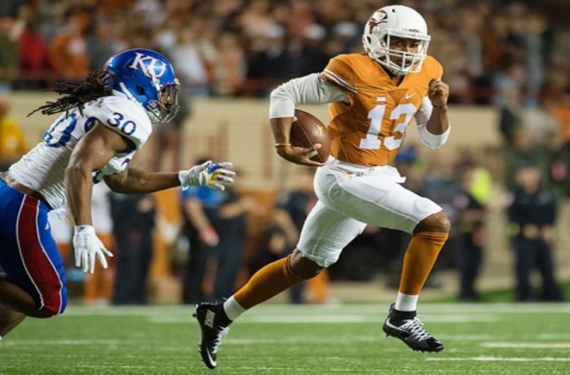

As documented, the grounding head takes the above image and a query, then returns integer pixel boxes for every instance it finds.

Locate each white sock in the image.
[0,334,3,341]
[223,296,246,321]
[395,292,419,312]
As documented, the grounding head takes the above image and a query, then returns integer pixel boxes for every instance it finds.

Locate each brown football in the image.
[290,109,331,163]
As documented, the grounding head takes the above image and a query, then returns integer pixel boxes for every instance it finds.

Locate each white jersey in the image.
[9,95,152,209]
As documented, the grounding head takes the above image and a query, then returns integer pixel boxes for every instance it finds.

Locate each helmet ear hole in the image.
[136,86,145,95]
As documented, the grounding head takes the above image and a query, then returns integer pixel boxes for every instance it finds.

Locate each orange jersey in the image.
[321,54,443,166]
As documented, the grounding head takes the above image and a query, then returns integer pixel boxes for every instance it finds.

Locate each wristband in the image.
[275,143,292,148]
[432,103,447,108]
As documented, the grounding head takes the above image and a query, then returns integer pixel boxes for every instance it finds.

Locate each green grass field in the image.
[1,303,569,375]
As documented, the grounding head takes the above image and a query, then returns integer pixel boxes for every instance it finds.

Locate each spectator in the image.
[49,9,91,81]
[245,25,291,96]
[110,192,156,305]
[544,129,570,202]
[1,0,566,103]
[0,18,18,86]
[0,97,27,171]
[552,87,570,165]
[212,171,265,299]
[503,128,547,191]
[0,0,22,19]
[507,162,565,302]
[453,164,487,302]
[297,24,332,76]
[498,88,524,146]
[210,32,246,97]
[523,13,551,107]
[85,18,125,70]
[13,7,53,89]
[172,24,211,98]
[180,158,223,304]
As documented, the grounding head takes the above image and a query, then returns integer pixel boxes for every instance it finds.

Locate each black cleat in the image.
[193,301,231,369]
[382,303,444,353]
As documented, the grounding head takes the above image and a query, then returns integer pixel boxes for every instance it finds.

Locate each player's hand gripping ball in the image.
[289,109,331,163]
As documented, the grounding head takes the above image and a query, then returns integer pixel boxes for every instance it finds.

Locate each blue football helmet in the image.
[104,48,180,124]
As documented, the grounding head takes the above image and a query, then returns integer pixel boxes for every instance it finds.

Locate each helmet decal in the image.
[105,48,180,124]
[129,52,168,78]
[368,10,388,34]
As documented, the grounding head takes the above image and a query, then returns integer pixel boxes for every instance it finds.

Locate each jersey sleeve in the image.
[269,73,348,118]
[83,96,153,153]
[321,55,358,95]
[423,56,444,80]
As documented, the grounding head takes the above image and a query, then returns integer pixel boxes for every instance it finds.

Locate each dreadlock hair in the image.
[28,69,112,117]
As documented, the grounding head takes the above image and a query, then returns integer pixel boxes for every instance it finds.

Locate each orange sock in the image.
[307,269,329,304]
[399,232,448,295]
[234,255,304,309]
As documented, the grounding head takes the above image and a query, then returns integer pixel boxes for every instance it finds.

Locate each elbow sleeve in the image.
[419,124,451,149]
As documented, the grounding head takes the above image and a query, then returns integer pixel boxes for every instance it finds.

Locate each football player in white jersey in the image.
[0,48,235,340]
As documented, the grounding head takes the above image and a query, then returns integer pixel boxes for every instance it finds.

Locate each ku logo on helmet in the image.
[129,53,168,78]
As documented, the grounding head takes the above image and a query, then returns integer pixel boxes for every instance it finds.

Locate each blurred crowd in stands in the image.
[1,0,569,304]
[1,0,570,106]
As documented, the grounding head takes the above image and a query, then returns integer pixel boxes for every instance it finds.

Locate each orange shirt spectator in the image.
[0,98,28,170]
[552,92,570,144]
[50,12,91,81]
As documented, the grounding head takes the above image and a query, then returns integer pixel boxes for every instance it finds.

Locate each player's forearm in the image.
[426,105,449,135]
[104,167,180,194]
[271,117,295,144]
[65,164,94,226]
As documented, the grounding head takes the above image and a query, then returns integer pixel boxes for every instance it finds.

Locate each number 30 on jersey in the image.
[107,112,137,135]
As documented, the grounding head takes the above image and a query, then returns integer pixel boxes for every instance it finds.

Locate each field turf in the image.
[1,303,569,375]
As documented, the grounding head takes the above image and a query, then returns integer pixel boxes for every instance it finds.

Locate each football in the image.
[290,109,331,163]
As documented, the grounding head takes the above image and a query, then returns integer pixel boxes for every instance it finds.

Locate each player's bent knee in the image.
[290,250,324,280]
[415,211,451,234]
[34,285,67,318]
[34,308,58,319]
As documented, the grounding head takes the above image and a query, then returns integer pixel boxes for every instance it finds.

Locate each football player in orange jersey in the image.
[194,5,451,368]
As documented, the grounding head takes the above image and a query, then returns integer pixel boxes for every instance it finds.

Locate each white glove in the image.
[179,160,236,191]
[73,225,113,274]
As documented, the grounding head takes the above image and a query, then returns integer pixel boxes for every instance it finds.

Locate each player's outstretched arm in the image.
[104,160,236,193]
[66,122,128,273]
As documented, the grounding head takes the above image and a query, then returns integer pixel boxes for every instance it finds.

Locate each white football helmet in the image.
[362,5,431,76]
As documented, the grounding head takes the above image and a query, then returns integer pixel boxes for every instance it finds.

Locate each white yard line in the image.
[427,357,570,362]
[62,303,570,318]
[147,314,497,324]
[482,343,570,349]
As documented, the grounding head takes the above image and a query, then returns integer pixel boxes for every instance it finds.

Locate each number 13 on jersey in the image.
[359,103,416,151]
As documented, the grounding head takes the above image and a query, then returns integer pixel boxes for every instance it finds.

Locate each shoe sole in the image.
[383,325,444,353]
